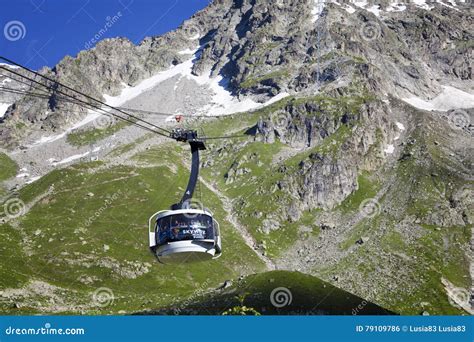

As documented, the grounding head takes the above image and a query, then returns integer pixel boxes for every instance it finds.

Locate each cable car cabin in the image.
[149,208,222,264]
[148,129,222,264]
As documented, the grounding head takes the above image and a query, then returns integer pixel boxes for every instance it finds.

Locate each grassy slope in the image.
[0,145,265,314]
[200,94,366,258]
[66,121,129,147]
[316,122,471,315]
[199,98,471,315]
[142,270,396,315]
[0,152,18,196]
[0,94,470,315]
[0,153,17,182]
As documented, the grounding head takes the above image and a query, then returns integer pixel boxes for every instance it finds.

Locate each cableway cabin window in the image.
[157,214,215,244]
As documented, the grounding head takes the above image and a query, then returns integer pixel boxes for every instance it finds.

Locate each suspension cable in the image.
[0,56,172,135]
[0,57,253,142]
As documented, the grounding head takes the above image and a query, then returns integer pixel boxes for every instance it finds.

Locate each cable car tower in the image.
[148,129,222,264]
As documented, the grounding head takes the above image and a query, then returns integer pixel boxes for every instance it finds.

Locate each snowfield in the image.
[384,144,395,154]
[394,121,405,141]
[0,103,11,118]
[30,110,103,146]
[0,62,20,69]
[311,0,326,22]
[103,47,290,116]
[0,77,12,85]
[52,151,91,166]
[402,86,474,111]
[396,122,406,131]
[31,46,290,147]
[334,0,463,14]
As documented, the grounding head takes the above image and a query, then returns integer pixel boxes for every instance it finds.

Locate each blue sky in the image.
[0,0,210,69]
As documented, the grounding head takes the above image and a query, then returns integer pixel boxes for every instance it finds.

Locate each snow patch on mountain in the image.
[386,3,406,12]
[102,54,200,107]
[0,63,20,69]
[25,176,41,184]
[0,103,11,118]
[52,151,91,166]
[394,122,406,141]
[100,47,272,116]
[30,110,102,146]
[0,78,12,85]
[311,0,326,22]
[402,86,474,111]
[396,122,406,131]
[351,1,382,16]
[178,48,199,55]
[29,48,288,146]
[366,5,381,16]
[29,52,204,146]
[342,5,356,14]
[335,0,463,14]
[384,144,395,154]
[411,0,433,10]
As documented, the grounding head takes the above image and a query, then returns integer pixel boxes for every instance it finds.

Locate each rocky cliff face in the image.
[1,1,471,142]
[24,1,469,218]
[0,0,230,143]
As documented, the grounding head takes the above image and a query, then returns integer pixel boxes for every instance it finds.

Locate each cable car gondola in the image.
[148,129,222,263]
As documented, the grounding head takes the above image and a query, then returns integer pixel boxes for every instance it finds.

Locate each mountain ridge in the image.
[0,0,472,315]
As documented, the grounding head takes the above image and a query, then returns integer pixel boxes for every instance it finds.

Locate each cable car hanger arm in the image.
[170,129,206,210]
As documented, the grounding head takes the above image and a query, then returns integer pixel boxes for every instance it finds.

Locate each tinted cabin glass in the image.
[156,214,215,244]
